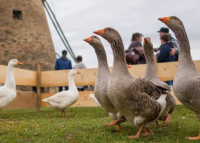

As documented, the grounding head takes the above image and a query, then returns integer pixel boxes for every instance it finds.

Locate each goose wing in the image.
[124,78,167,122]
[44,91,69,104]
[132,78,167,99]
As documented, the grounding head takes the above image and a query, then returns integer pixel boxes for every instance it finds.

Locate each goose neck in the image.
[5,65,16,90]
[95,47,109,69]
[110,39,131,77]
[174,28,197,71]
[144,48,158,79]
[68,74,76,91]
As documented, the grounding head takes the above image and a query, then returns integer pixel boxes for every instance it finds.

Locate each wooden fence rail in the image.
[1,60,200,110]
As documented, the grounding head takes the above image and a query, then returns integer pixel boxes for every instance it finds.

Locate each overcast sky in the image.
[45,0,200,68]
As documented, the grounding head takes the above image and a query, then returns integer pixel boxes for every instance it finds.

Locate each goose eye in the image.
[174,17,177,20]
[108,29,111,31]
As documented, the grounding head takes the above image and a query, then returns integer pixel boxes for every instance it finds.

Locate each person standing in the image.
[157,27,179,61]
[73,55,86,69]
[55,50,72,92]
[157,34,175,86]
[73,55,87,91]
[125,32,146,65]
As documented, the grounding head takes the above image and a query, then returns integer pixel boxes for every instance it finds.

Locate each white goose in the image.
[42,69,81,117]
[0,59,23,119]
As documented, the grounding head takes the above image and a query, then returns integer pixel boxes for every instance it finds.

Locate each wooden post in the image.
[37,63,41,112]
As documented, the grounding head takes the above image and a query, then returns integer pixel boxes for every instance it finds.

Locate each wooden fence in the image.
[1,60,200,110]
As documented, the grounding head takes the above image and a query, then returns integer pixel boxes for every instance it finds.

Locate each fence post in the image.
[37,63,41,112]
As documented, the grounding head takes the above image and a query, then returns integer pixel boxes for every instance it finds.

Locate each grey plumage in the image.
[96,27,167,131]
[161,16,200,117]
[84,36,126,124]
[143,38,176,121]
[159,15,200,140]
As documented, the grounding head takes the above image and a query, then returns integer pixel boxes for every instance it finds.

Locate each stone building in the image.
[0,0,56,71]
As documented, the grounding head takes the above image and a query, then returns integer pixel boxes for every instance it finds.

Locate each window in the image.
[13,10,22,20]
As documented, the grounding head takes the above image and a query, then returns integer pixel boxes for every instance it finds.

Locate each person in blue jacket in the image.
[157,34,175,86]
[55,50,72,92]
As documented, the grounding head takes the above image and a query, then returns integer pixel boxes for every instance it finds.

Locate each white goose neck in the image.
[5,65,16,90]
[68,73,77,91]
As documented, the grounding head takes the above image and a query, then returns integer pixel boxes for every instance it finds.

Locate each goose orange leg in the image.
[164,114,171,124]
[187,134,200,140]
[156,121,160,127]
[61,112,64,117]
[142,128,154,136]
[106,119,118,126]
[115,124,122,130]
[128,123,144,139]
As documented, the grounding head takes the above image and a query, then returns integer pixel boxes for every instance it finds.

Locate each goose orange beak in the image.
[77,71,81,74]
[144,37,150,43]
[158,17,170,24]
[94,29,104,36]
[17,61,23,65]
[84,37,92,43]
[127,65,131,68]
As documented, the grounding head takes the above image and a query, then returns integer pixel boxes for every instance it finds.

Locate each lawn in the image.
[0,105,199,143]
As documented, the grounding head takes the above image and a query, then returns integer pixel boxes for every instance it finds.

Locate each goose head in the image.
[94,27,121,43]
[143,37,153,49]
[83,35,103,48]
[69,69,81,76]
[8,59,23,67]
[158,16,184,32]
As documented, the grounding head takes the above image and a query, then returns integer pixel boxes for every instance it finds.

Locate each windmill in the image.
[42,0,76,61]
[0,0,57,71]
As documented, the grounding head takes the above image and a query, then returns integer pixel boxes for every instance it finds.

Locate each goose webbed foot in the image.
[163,114,171,124]
[115,125,122,130]
[156,121,160,127]
[187,134,200,140]
[142,128,154,136]
[106,119,118,126]
[128,123,144,139]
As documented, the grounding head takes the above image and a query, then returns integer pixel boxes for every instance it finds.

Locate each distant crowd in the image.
[125,27,178,65]
[125,27,179,86]
[55,27,178,90]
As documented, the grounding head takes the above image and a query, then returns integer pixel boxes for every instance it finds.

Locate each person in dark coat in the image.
[157,34,175,86]
[157,34,175,63]
[157,27,179,61]
[55,50,72,92]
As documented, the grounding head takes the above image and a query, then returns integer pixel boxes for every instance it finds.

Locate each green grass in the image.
[0,105,199,143]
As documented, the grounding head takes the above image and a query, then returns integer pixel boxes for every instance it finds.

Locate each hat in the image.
[157,27,169,33]
[62,50,67,54]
